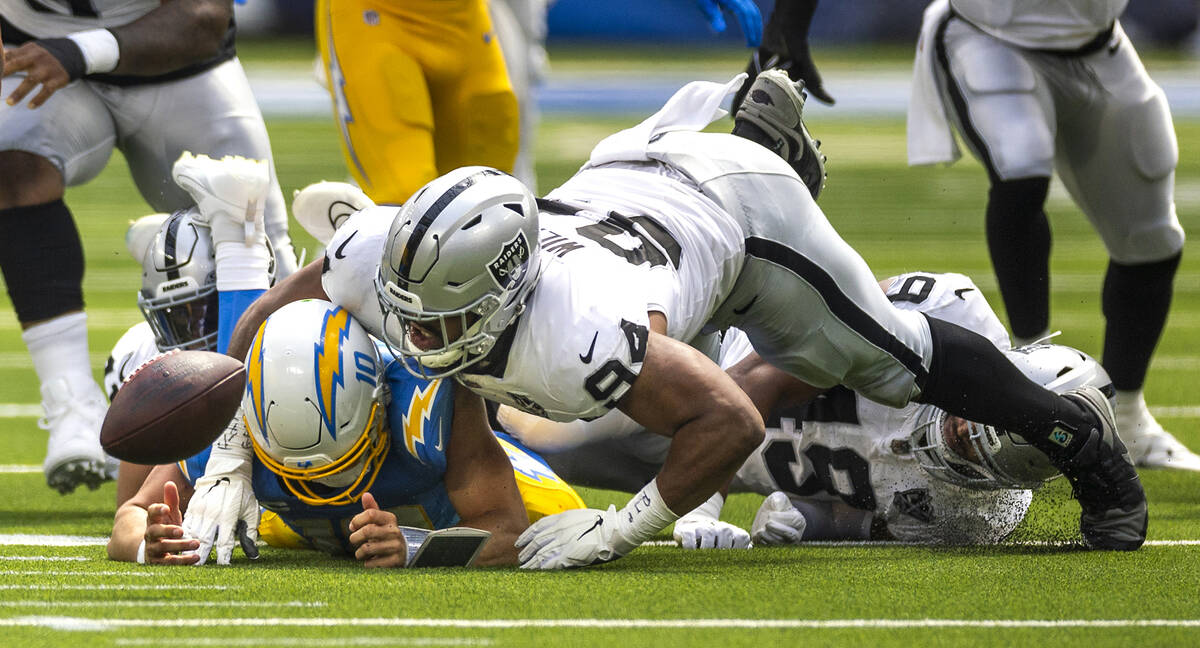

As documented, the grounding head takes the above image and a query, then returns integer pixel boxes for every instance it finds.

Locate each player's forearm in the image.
[227,258,327,360]
[655,409,762,515]
[108,0,232,77]
[460,512,524,567]
[107,505,149,562]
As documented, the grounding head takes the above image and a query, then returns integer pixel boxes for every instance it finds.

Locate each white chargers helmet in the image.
[910,343,1113,490]
[375,166,540,378]
[242,299,390,506]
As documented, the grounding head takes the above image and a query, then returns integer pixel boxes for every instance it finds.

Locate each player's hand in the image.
[750,491,808,545]
[515,506,637,569]
[694,0,763,48]
[673,510,751,549]
[143,481,202,565]
[2,41,71,109]
[348,492,407,568]
[180,415,260,565]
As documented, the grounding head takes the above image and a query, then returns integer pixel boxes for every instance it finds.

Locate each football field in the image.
[0,46,1198,647]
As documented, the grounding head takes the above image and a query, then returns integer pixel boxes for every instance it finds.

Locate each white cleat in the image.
[171,152,270,244]
[1118,402,1200,472]
[40,376,110,495]
[291,181,374,246]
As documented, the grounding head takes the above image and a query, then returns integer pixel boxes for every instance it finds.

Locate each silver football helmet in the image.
[910,343,1113,490]
[243,299,390,506]
[136,208,276,351]
[375,166,540,378]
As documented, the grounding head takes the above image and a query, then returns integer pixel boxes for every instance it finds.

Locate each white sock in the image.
[21,312,96,397]
[1113,389,1156,442]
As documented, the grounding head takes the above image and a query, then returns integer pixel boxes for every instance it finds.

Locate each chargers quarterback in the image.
[107,298,582,566]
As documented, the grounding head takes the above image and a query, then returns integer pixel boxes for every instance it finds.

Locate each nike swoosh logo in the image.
[953,288,975,300]
[334,230,358,259]
[433,422,444,451]
[733,295,758,315]
[579,332,598,363]
[576,515,604,541]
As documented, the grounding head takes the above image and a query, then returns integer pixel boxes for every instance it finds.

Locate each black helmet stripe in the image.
[163,210,184,280]
[396,168,502,279]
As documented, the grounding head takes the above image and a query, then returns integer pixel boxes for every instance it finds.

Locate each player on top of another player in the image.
[224,71,1145,566]
[108,298,582,566]
[504,272,1112,547]
[0,0,299,494]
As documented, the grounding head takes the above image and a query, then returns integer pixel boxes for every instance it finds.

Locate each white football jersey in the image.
[0,0,160,38]
[948,0,1126,49]
[102,321,161,401]
[729,272,1029,544]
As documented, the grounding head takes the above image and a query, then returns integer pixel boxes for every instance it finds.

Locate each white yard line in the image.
[0,535,108,546]
[116,640,490,647]
[645,539,1200,547]
[0,556,86,561]
[5,617,1200,631]
[0,601,324,608]
[0,570,154,577]
[0,585,230,591]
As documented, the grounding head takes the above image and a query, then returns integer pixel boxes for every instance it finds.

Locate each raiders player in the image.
[503,272,1110,546]
[907,0,1194,470]
[227,72,1145,567]
[0,0,299,494]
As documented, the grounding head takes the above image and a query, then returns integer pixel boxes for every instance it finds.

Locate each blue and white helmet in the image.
[242,299,390,506]
[910,343,1113,490]
[375,166,540,378]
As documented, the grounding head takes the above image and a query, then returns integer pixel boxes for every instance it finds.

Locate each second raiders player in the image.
[502,272,1110,546]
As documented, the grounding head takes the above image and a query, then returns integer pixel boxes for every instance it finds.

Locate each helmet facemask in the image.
[909,405,1045,490]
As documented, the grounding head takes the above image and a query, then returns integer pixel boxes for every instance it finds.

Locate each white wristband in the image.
[66,29,119,75]
[616,479,680,547]
[135,539,147,565]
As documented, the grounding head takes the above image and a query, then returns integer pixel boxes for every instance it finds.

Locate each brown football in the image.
[101,349,246,465]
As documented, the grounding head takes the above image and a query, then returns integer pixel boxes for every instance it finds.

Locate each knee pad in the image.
[1127,91,1177,181]
[0,200,84,322]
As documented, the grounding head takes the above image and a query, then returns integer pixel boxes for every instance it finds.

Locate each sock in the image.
[21,311,96,398]
[0,200,85,322]
[1102,253,1181,391]
[985,177,1051,340]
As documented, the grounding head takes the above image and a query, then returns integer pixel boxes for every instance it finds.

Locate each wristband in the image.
[33,38,86,81]
[135,539,147,565]
[66,29,120,74]
[615,479,680,547]
[683,492,725,522]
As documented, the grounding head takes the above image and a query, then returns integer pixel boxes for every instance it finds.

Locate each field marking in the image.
[645,539,1200,547]
[0,601,325,609]
[0,585,230,591]
[5,617,1200,631]
[0,556,86,561]
[0,535,108,546]
[117,639,490,647]
[0,570,154,577]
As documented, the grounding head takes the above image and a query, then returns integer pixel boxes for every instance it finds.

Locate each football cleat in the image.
[1117,399,1200,471]
[171,152,270,245]
[40,375,110,495]
[733,69,827,199]
[1055,386,1148,550]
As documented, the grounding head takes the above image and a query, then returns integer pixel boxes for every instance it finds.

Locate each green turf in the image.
[0,106,1198,646]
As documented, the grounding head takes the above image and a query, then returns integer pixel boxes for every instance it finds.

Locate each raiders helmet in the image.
[910,343,1114,490]
[375,166,540,378]
[242,299,390,506]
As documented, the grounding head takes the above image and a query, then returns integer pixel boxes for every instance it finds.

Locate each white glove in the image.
[673,493,751,549]
[516,479,679,570]
[172,152,272,292]
[291,181,374,246]
[751,491,808,546]
[181,412,261,565]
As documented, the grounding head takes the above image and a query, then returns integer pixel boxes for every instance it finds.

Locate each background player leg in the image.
[986,177,1053,344]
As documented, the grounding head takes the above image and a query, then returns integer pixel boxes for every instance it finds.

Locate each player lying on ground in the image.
[223,71,1145,568]
[503,272,1113,546]
[107,298,582,566]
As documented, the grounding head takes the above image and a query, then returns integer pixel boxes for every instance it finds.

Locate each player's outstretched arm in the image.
[226,258,328,360]
[444,387,529,567]
[108,466,200,564]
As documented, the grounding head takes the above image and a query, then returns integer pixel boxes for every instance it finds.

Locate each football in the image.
[101,349,246,465]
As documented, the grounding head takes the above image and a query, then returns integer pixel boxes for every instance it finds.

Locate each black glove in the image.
[732,0,833,115]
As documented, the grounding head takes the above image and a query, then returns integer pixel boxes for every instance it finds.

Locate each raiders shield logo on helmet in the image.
[487,232,530,289]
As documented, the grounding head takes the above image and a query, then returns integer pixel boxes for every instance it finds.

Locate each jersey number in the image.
[574,213,681,269]
[26,0,99,18]
[887,274,937,305]
[763,439,876,511]
[583,319,648,406]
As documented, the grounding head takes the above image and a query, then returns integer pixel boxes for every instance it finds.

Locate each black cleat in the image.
[732,69,827,199]
[1056,386,1148,550]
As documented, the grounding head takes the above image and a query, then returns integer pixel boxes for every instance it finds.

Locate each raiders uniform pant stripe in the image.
[163,210,184,281]
[744,237,929,386]
[396,168,503,281]
[935,14,1001,184]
